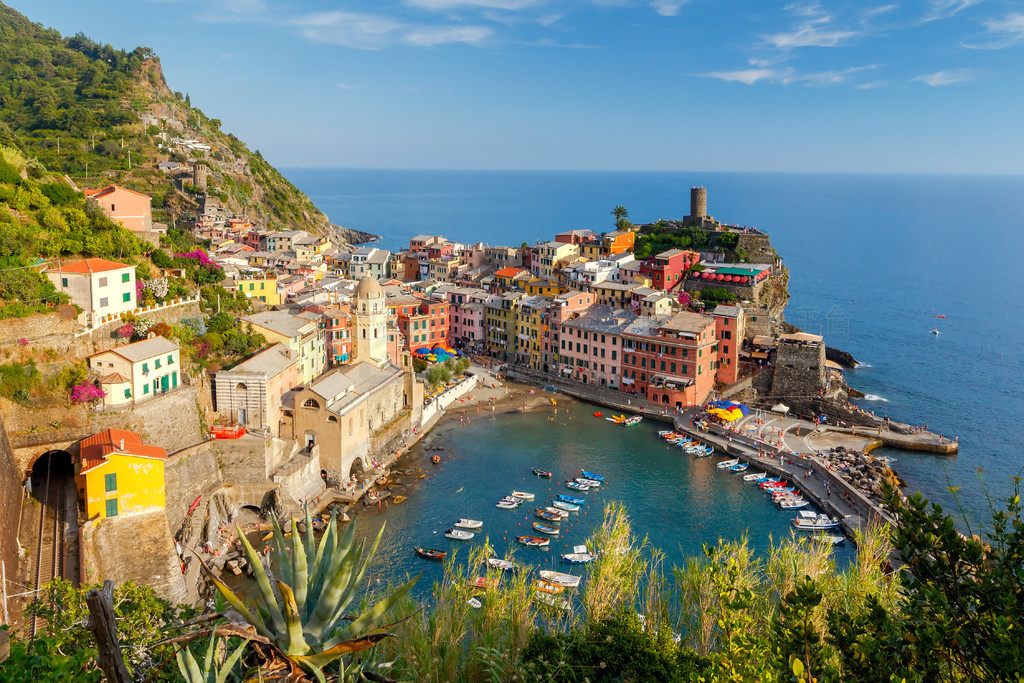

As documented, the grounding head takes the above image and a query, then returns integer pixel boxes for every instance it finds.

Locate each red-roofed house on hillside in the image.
[493,267,528,291]
[76,429,166,520]
[640,249,700,292]
[46,258,136,326]
[84,185,153,233]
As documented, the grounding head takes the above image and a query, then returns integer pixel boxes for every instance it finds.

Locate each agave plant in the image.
[200,506,419,681]
[175,629,250,683]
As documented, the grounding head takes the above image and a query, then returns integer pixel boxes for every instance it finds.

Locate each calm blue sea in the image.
[284,168,1024,531]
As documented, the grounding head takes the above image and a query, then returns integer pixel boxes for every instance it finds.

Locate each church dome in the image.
[354,275,384,300]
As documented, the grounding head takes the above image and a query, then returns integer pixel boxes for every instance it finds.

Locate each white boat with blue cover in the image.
[564,481,590,491]
[558,494,585,505]
[552,500,580,512]
[743,471,767,482]
[729,463,749,473]
[581,470,605,482]
[575,477,602,488]
[716,459,740,469]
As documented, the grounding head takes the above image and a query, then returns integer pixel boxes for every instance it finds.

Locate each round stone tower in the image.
[352,275,388,366]
[690,186,707,221]
[193,163,208,191]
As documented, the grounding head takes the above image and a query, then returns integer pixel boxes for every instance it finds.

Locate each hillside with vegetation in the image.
[0,1,369,240]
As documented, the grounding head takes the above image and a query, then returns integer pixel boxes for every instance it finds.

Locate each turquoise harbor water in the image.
[286,169,1024,529]
[350,402,855,598]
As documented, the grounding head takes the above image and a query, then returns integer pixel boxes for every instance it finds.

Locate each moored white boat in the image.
[575,477,602,487]
[743,471,767,482]
[542,506,570,518]
[552,500,580,511]
[496,500,519,509]
[717,459,740,469]
[778,499,810,509]
[539,570,581,588]
[564,481,590,491]
[623,415,643,427]
[811,534,846,546]
[562,552,596,564]
[511,491,535,501]
[445,528,475,540]
[533,522,560,536]
[729,463,749,473]
[517,536,550,547]
[792,511,840,530]
[533,592,570,610]
[454,518,483,530]
[485,557,516,571]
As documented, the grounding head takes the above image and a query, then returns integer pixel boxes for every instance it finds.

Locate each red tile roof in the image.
[47,258,131,274]
[78,429,167,474]
[83,184,152,200]
[494,267,526,277]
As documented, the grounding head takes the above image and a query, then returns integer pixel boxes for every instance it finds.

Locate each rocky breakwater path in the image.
[816,447,903,513]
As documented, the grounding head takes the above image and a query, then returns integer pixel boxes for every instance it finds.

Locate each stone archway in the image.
[29,449,74,505]
[347,456,367,486]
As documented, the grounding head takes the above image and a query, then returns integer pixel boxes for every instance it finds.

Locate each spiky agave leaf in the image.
[176,641,203,682]
[291,519,310,616]
[304,524,370,640]
[325,572,421,647]
[303,506,316,571]
[196,554,274,640]
[277,581,311,656]
[324,523,388,629]
[292,632,396,671]
[269,514,294,589]
[235,524,286,635]
[308,507,339,617]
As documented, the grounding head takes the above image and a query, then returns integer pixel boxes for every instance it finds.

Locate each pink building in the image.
[558,305,637,389]
[545,290,595,370]
[444,287,489,348]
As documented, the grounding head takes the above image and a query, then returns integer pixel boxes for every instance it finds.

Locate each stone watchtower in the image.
[193,163,208,191]
[683,186,714,228]
[352,276,388,366]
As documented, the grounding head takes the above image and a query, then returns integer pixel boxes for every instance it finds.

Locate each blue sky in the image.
[10,0,1024,172]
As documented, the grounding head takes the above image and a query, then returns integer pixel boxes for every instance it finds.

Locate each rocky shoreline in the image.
[816,446,903,511]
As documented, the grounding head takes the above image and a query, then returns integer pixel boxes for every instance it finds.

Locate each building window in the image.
[61,277,68,287]
[105,498,118,518]
[105,473,117,492]
[142,362,149,373]
[122,273,130,283]
[99,297,109,308]
[99,277,108,287]
[168,355,175,365]
[124,388,131,399]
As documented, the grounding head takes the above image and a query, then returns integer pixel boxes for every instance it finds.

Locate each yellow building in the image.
[485,292,524,359]
[76,429,167,520]
[236,276,282,306]
[515,296,552,370]
[524,278,565,297]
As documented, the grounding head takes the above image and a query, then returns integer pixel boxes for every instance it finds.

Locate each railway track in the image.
[29,459,65,639]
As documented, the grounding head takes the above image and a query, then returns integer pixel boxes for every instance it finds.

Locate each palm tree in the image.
[611,206,633,231]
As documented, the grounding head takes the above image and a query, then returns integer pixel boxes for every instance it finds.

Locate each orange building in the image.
[621,311,718,409]
[602,230,635,256]
[713,305,745,386]
[84,185,152,233]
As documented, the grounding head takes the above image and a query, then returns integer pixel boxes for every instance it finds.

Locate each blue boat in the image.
[564,480,589,491]
[558,494,585,505]
[581,470,605,482]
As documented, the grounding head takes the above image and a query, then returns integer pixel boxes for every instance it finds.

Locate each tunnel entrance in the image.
[29,450,74,506]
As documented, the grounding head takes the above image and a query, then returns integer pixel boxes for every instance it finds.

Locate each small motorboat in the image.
[575,477,602,488]
[593,412,603,418]
[581,470,605,482]
[716,459,740,469]
[561,551,596,564]
[535,509,562,522]
[445,528,475,541]
[511,491,535,501]
[496,500,520,509]
[431,455,441,464]
[517,536,550,547]
[415,547,446,561]
[539,570,581,588]
[532,468,553,478]
[743,471,767,482]
[756,476,780,485]
[564,481,589,491]
[552,500,580,512]
[454,519,483,530]
[469,576,499,590]
[657,430,675,437]
[623,416,643,427]
[558,494,585,505]
[533,522,560,536]
[533,592,570,610]
[534,579,565,595]
[811,534,846,546]
[485,557,515,571]
[930,328,940,335]
[542,506,570,518]
[779,499,810,509]
[935,314,946,319]
[729,463,749,473]
[792,511,840,531]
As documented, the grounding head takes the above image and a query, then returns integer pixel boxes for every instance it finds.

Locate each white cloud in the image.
[405,0,542,9]
[703,64,878,86]
[962,12,1024,49]
[537,13,563,26]
[761,3,860,50]
[649,0,689,17]
[919,0,984,24]
[912,69,975,86]
[336,83,359,89]
[404,25,493,46]
[855,80,888,89]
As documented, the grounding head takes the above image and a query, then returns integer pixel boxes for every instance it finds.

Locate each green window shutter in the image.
[142,363,148,373]
[105,498,118,518]
[104,473,117,492]
[143,385,149,395]
[122,292,130,302]
[168,355,174,365]
[155,359,161,369]
[122,273,130,283]
[124,389,131,399]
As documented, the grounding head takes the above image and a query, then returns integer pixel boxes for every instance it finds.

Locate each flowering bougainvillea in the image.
[175,250,221,269]
[70,382,105,404]
[115,323,135,339]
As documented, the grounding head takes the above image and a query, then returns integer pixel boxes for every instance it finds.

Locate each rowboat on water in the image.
[415,547,446,560]
[552,501,580,512]
[717,459,740,469]
[535,509,562,522]
[779,499,810,509]
[517,536,551,547]
[575,477,602,487]
[511,491,535,501]
[539,570,581,588]
[564,481,590,491]
[558,494,585,505]
[467,597,482,609]
[532,468,553,478]
[561,551,596,564]
[393,495,407,503]
[534,579,566,595]
[485,557,516,571]
[542,506,570,518]
[729,463,749,473]
[496,500,520,509]
[454,519,483,530]
[445,528,475,541]
[470,576,499,590]
[623,416,643,427]
[810,534,846,546]
[580,470,605,482]
[743,471,767,482]
[533,522,560,536]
